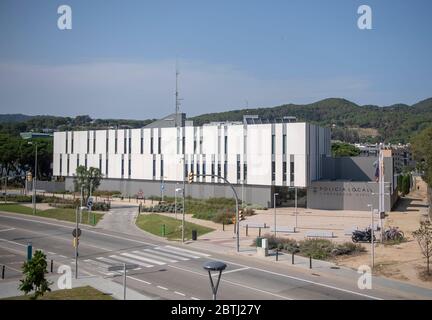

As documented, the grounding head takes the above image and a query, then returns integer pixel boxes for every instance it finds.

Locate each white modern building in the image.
[53,114,331,207]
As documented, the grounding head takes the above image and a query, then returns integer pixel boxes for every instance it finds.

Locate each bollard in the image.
[129,196,131,202]
[292,252,295,265]
[92,213,96,226]
[276,248,279,261]
[27,243,32,261]
[309,256,312,269]
[222,219,225,231]
[161,224,166,236]
[246,224,249,237]
[50,260,53,273]
[1,265,5,279]
[258,227,261,237]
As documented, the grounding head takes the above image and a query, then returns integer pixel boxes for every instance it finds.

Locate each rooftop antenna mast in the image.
[175,61,181,127]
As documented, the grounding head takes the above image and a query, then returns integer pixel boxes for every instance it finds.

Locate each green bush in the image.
[298,239,334,260]
[4,195,44,203]
[211,210,234,224]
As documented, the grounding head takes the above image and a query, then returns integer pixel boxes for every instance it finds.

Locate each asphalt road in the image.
[0,211,430,300]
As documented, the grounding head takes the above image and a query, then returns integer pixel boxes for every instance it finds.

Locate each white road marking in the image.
[174,291,185,296]
[165,245,211,257]
[157,285,168,291]
[144,248,189,261]
[109,254,153,268]
[48,251,56,255]
[58,255,67,259]
[191,297,200,300]
[0,238,26,247]
[0,228,15,232]
[155,247,200,259]
[127,276,151,285]
[132,250,177,263]
[121,252,165,265]
[167,264,293,300]
[216,267,249,275]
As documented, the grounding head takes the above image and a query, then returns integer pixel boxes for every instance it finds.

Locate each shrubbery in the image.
[254,234,365,260]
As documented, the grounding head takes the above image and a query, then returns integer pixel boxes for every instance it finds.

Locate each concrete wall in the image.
[321,157,378,181]
[65,177,272,207]
[307,181,393,211]
[32,180,66,193]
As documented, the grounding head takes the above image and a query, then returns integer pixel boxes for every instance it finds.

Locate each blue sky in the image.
[0,0,431,119]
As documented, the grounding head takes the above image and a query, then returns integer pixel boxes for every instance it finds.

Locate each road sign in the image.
[108,264,139,272]
[87,197,93,208]
[72,228,82,237]
[161,184,165,190]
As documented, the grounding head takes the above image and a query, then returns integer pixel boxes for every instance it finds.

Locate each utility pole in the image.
[273,193,278,236]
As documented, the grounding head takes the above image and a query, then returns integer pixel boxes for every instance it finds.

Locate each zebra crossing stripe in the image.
[155,247,200,259]
[165,245,211,257]
[121,252,166,265]
[143,248,189,261]
[97,256,141,270]
[109,254,153,268]
[132,250,177,263]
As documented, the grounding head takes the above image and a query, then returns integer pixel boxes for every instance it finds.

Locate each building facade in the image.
[53,114,331,207]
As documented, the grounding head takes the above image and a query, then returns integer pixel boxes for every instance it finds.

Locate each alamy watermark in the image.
[358,5,372,30]
[357,265,372,290]
[57,5,72,30]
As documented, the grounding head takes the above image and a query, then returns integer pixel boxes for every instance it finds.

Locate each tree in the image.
[411,126,432,187]
[331,142,361,157]
[73,166,103,203]
[401,174,411,196]
[412,221,432,275]
[18,250,52,299]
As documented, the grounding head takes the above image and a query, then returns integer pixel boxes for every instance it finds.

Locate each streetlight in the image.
[74,206,87,279]
[273,193,279,236]
[174,186,182,220]
[288,187,298,229]
[203,261,227,300]
[160,175,167,202]
[27,141,38,215]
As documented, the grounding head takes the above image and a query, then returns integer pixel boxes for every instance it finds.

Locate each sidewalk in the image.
[0,274,152,300]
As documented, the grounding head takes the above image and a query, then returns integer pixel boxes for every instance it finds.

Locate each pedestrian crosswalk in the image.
[76,245,211,276]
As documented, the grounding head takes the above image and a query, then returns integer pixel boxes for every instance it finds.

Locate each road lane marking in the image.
[157,285,168,291]
[48,251,56,255]
[167,264,293,300]
[191,297,200,300]
[132,250,177,263]
[155,247,200,259]
[174,291,185,296]
[165,245,211,257]
[215,267,250,275]
[0,228,15,232]
[127,276,151,285]
[121,252,165,265]
[143,248,189,261]
[109,254,153,268]
[220,258,383,300]
[0,238,26,247]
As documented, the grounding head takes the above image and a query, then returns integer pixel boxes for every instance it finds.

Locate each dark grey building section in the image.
[65,177,271,207]
[144,113,185,128]
[307,156,398,211]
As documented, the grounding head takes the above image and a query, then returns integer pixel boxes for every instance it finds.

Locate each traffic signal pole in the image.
[190,173,240,252]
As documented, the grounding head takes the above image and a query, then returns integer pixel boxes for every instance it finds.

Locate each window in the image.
[271,134,275,154]
[87,132,90,154]
[244,163,247,181]
[191,160,194,174]
[67,155,70,176]
[272,161,275,182]
[184,161,188,178]
[237,160,241,181]
[121,158,124,176]
[115,135,118,154]
[85,155,87,169]
[290,160,295,183]
[224,136,228,154]
[283,134,286,155]
[65,133,68,154]
[71,133,74,154]
[200,139,203,154]
[202,162,206,176]
[124,137,127,154]
[224,161,227,179]
[140,137,143,154]
[150,137,154,154]
[283,161,287,182]
[182,137,185,154]
[59,154,62,176]
[128,159,131,176]
[194,140,197,153]
[196,161,200,176]
[106,158,108,176]
[99,155,102,171]
[129,137,132,154]
[217,163,221,178]
[76,154,79,168]
[211,162,215,177]
[160,159,163,178]
[93,131,96,154]
[106,136,109,153]
[158,137,161,154]
[152,159,156,177]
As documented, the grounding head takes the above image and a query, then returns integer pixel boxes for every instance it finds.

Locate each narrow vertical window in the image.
[67,155,70,176]
[124,137,127,154]
[272,161,275,182]
[85,154,88,169]
[283,134,286,155]
[59,154,62,176]
[202,161,206,176]
[150,137,154,154]
[224,136,228,154]
[87,132,90,154]
[224,161,227,179]
[152,159,156,177]
[160,159,163,178]
[129,136,132,154]
[128,159,131,176]
[237,160,240,181]
[93,130,96,154]
[105,157,109,176]
[71,133,74,154]
[140,137,143,154]
[65,132,68,154]
[76,154,79,168]
[106,134,109,153]
[290,159,295,183]
[99,154,102,171]
[121,158,124,176]
[271,134,275,154]
[158,137,161,154]
[244,163,247,181]
[115,131,118,154]
[283,161,287,182]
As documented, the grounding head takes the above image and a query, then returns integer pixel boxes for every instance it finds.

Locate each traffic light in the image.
[26,172,32,182]
[239,209,244,221]
[188,171,194,184]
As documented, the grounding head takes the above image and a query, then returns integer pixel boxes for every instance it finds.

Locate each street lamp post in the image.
[273,193,279,236]
[367,204,375,269]
[203,261,227,300]
[175,186,182,220]
[27,141,38,215]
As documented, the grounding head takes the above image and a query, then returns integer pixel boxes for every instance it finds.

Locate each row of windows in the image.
[271,134,288,155]
[272,161,295,183]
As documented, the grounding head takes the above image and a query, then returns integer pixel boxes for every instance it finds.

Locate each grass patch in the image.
[136,213,214,240]
[0,203,103,225]
[4,286,114,300]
